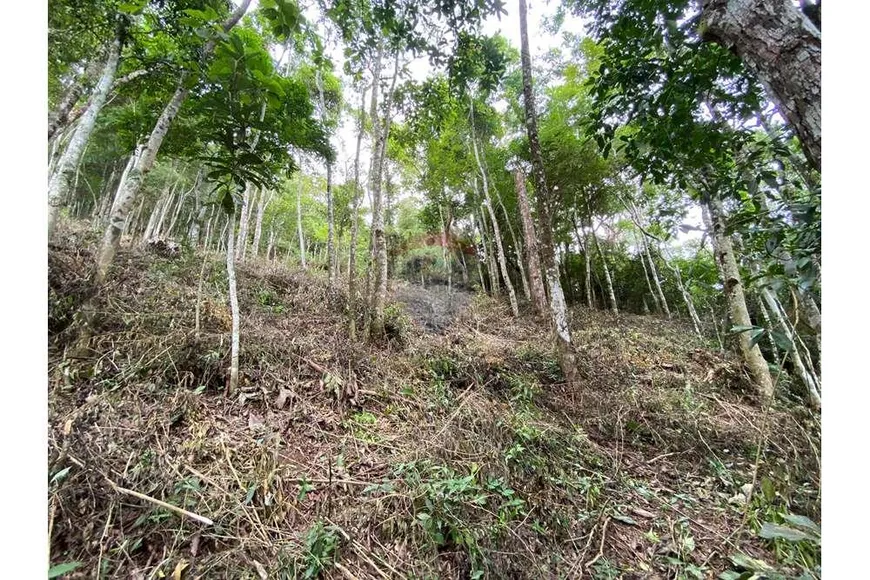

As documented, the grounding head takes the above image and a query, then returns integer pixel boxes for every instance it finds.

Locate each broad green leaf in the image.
[759,522,815,543]
[48,562,83,578]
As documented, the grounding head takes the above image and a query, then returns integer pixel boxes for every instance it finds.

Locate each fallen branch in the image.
[108,480,214,526]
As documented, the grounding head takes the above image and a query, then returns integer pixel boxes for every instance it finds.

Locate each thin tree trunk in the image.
[637,236,661,314]
[590,222,618,315]
[236,184,254,259]
[296,184,307,268]
[702,195,775,401]
[93,0,251,286]
[251,189,272,258]
[459,249,469,286]
[700,0,820,170]
[225,212,240,396]
[477,207,499,296]
[316,68,337,287]
[642,240,670,318]
[48,31,122,238]
[514,170,547,314]
[470,100,518,316]
[664,254,703,337]
[48,59,103,142]
[167,170,199,237]
[759,283,820,408]
[438,205,452,294]
[348,83,369,341]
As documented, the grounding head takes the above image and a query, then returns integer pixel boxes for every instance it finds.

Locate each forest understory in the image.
[48,220,820,580]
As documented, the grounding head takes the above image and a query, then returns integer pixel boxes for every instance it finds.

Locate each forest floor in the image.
[48,221,820,580]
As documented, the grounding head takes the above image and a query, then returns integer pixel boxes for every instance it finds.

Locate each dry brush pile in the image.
[48,223,820,579]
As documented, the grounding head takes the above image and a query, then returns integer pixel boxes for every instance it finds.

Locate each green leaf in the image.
[48,562,83,578]
[50,466,72,486]
[729,325,758,334]
[759,522,815,543]
[747,329,766,349]
[728,552,774,572]
[781,513,820,535]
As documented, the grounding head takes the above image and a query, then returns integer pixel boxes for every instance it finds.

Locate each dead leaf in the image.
[630,507,657,519]
[275,388,292,410]
[190,533,200,558]
[171,559,189,580]
[248,412,264,430]
[253,561,268,580]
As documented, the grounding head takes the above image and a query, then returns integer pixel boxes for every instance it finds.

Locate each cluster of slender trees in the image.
[48,0,821,408]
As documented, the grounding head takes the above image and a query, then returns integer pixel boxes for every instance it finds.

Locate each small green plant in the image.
[394,460,526,575]
[296,520,340,579]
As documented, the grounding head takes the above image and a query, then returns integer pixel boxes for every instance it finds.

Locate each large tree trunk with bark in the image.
[518,0,576,382]
[702,195,775,401]
[368,50,400,339]
[93,0,251,287]
[48,58,104,142]
[48,32,122,238]
[700,0,821,170]
[514,169,547,315]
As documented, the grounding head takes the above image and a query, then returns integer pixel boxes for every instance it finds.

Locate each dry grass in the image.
[48,221,820,579]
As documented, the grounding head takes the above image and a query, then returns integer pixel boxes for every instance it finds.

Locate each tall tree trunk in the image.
[759,282,821,409]
[236,184,254,260]
[438,205,452,294]
[477,207,499,296]
[518,0,576,381]
[296,184,307,269]
[48,58,103,142]
[316,68,337,287]
[490,185,530,301]
[225,212,240,396]
[459,249,469,286]
[514,169,547,314]
[639,236,671,318]
[572,216,595,310]
[702,195,775,401]
[368,50,400,338]
[251,189,272,258]
[637,235,661,314]
[348,84,369,341]
[700,0,821,170]
[589,222,618,315]
[469,103,517,315]
[663,253,703,337]
[93,0,251,286]
[48,31,122,238]
[166,170,199,238]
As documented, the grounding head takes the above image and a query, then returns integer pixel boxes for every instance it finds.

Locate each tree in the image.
[518,0,576,382]
[699,0,821,170]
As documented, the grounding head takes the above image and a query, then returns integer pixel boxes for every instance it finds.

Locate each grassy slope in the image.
[48,223,820,579]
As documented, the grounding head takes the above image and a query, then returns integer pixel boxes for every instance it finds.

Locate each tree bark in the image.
[702,195,775,401]
[296,184,307,269]
[700,0,821,170]
[251,189,272,258]
[236,184,253,259]
[48,32,122,238]
[519,0,576,381]
[348,84,369,341]
[225,211,240,396]
[316,68,337,287]
[469,102,517,315]
[514,169,547,315]
[589,221,618,315]
[48,58,104,142]
[93,0,251,286]
[477,207,499,296]
[368,50,400,338]
[438,204,452,294]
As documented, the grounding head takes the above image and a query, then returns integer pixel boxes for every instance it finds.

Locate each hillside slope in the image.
[48,225,820,579]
